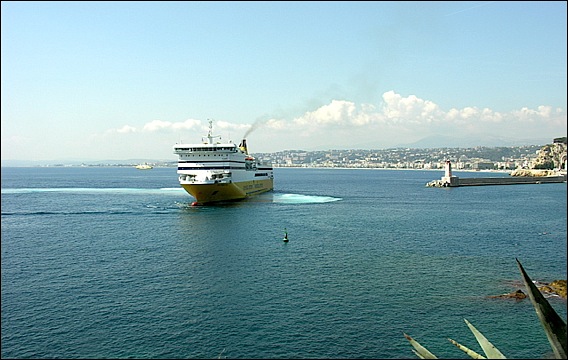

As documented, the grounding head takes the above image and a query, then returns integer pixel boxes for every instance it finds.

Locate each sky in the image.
[1,1,567,162]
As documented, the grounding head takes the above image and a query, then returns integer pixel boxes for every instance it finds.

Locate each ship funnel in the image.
[239,139,248,154]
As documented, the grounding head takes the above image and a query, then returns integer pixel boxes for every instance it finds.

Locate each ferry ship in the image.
[135,163,153,170]
[173,120,274,205]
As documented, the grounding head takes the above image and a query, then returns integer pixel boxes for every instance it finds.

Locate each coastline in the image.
[273,166,514,173]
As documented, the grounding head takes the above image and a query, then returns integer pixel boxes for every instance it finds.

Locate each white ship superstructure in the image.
[173,120,274,205]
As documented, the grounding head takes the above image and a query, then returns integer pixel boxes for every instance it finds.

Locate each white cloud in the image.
[511,105,558,123]
[109,118,249,135]
[380,91,444,125]
[107,93,565,142]
[115,125,137,133]
[143,120,173,132]
[7,91,561,161]
[215,120,250,132]
[294,100,357,127]
[171,119,202,131]
[264,118,288,130]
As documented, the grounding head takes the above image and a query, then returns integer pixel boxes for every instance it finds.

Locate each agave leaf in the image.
[448,338,487,359]
[516,258,568,359]
[404,333,438,359]
[411,349,426,359]
[463,319,507,358]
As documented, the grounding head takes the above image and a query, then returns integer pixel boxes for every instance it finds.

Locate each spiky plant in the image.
[404,258,567,359]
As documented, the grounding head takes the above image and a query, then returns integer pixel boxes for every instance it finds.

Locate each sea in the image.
[1,166,566,359]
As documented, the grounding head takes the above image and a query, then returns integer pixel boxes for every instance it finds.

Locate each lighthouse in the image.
[441,160,459,187]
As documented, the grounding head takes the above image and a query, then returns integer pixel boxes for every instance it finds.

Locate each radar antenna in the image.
[203,119,221,144]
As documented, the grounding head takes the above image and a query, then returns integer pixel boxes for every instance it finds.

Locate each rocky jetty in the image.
[426,179,449,187]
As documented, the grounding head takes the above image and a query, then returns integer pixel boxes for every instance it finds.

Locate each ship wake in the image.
[2,187,184,195]
[272,193,342,204]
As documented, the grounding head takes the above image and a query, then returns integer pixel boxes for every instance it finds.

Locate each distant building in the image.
[473,161,495,170]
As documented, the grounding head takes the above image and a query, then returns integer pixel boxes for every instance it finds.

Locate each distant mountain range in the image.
[394,134,554,149]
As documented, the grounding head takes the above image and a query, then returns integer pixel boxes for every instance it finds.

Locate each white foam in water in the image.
[2,188,340,204]
[1,188,185,195]
[273,193,341,204]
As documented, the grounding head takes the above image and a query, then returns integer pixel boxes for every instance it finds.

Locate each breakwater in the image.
[426,174,566,187]
[426,160,567,187]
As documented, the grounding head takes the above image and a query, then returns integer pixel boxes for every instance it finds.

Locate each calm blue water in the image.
[2,167,566,359]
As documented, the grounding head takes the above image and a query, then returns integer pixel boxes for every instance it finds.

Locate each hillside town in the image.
[25,137,566,172]
[256,137,567,172]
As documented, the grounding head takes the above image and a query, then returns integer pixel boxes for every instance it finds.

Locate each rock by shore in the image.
[488,280,567,300]
[510,169,560,177]
[488,289,527,300]
[538,280,567,298]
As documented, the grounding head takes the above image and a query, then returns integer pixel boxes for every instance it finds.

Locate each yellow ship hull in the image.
[181,179,273,205]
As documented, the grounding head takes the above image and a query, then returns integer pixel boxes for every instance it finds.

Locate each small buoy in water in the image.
[191,201,199,206]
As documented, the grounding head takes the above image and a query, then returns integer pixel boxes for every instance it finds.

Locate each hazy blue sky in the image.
[2,1,566,161]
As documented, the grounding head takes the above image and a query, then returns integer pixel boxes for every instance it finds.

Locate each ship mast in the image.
[203,119,221,144]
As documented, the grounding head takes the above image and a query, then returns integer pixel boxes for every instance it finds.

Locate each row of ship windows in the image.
[178,160,245,164]
[180,154,232,157]
[176,147,237,152]
[177,167,273,173]
[178,166,237,170]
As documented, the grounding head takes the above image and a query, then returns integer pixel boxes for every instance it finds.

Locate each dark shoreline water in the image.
[2,167,566,359]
